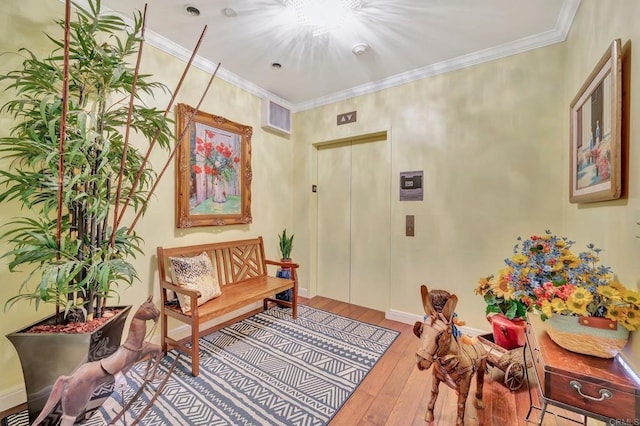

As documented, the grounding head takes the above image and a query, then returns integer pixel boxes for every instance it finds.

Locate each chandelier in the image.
[283,0,362,36]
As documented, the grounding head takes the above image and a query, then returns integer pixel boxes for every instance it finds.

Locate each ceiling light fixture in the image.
[185,5,201,17]
[283,0,361,36]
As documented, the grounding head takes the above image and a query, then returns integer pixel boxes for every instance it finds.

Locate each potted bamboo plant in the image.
[0,0,174,422]
[275,229,294,301]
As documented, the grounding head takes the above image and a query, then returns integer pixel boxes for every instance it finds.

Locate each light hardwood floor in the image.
[1,296,604,425]
[301,296,603,426]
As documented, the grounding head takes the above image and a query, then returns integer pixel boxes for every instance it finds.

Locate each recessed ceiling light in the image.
[185,5,201,16]
[352,43,369,55]
[223,8,237,17]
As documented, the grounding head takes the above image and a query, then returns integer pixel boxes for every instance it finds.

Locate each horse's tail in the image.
[31,375,70,426]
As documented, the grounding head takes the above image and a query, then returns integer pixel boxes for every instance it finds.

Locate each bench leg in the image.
[161,311,168,353]
[191,323,200,377]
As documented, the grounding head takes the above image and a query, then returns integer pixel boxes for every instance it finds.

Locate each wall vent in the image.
[261,98,291,136]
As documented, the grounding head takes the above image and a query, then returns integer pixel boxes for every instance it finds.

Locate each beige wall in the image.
[561,0,640,366]
[0,0,295,407]
[293,45,566,326]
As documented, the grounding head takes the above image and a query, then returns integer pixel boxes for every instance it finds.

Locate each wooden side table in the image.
[525,315,640,425]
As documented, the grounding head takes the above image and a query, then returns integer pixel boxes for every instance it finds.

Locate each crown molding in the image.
[59,0,293,111]
[61,0,580,114]
[294,0,582,112]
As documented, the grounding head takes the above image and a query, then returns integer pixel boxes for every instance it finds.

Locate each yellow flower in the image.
[491,276,515,300]
[568,287,593,305]
[475,276,492,296]
[597,285,621,300]
[550,298,567,313]
[565,299,590,316]
[609,280,625,291]
[554,239,566,248]
[623,308,640,330]
[622,289,640,306]
[540,300,553,318]
[551,261,565,272]
[605,305,627,322]
[512,254,528,265]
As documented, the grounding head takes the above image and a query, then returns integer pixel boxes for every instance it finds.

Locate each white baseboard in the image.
[385,308,488,336]
[298,287,309,298]
[0,385,25,413]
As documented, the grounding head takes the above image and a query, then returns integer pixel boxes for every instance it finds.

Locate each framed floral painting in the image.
[569,39,622,204]
[175,103,252,227]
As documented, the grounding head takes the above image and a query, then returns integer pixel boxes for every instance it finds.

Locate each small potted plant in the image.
[474,274,528,350]
[275,229,294,301]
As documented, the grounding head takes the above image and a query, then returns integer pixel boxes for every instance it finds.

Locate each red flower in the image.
[205,130,215,138]
[192,165,202,174]
[204,165,212,175]
[233,157,240,163]
[196,137,204,145]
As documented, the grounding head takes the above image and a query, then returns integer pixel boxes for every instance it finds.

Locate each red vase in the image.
[487,313,526,350]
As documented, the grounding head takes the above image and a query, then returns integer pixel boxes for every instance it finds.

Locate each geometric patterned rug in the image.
[0,305,397,425]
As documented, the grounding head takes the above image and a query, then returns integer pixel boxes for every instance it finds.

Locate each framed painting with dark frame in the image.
[569,39,622,204]
[175,103,253,227]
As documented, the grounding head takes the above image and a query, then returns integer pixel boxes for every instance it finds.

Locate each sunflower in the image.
[491,275,515,300]
[609,280,626,292]
[566,299,590,316]
[605,305,627,323]
[474,276,492,296]
[540,300,553,318]
[568,287,593,305]
[596,285,621,300]
[550,298,567,313]
[512,253,528,265]
[623,308,640,330]
[622,289,640,305]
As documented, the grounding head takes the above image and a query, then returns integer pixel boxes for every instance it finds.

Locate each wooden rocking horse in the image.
[32,296,164,426]
[414,285,488,425]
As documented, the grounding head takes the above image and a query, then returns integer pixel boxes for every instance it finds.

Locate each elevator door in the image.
[317,137,390,311]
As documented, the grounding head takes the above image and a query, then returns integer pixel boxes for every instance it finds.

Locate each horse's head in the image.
[134,295,161,322]
[415,285,458,371]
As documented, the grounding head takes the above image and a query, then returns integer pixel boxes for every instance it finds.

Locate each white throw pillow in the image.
[168,252,222,314]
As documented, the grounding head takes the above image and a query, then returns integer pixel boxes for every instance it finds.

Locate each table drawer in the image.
[545,372,637,420]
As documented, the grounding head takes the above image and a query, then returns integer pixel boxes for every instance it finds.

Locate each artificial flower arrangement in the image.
[475,231,640,331]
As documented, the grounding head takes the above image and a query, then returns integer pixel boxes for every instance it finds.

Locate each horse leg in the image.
[32,375,70,425]
[425,371,440,423]
[474,358,486,410]
[141,343,164,381]
[456,375,472,426]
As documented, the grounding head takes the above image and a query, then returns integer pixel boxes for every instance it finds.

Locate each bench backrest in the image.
[157,237,268,288]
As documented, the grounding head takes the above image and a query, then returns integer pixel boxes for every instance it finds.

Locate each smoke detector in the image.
[352,43,369,55]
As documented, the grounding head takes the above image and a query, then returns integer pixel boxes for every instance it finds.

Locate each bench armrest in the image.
[265,259,300,269]
[159,279,202,298]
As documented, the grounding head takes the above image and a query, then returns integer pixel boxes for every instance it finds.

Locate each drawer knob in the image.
[569,380,613,401]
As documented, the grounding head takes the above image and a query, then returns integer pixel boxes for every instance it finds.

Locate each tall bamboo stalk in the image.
[110,4,148,248]
[54,0,72,322]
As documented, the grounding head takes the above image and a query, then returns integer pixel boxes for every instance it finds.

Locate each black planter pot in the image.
[6,305,132,425]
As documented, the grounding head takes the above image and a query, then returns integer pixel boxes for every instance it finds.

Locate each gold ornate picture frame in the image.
[569,39,622,204]
[175,103,252,227]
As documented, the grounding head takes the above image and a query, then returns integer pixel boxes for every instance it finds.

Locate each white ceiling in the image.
[98,0,581,111]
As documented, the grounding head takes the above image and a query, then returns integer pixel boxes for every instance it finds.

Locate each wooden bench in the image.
[157,236,298,376]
